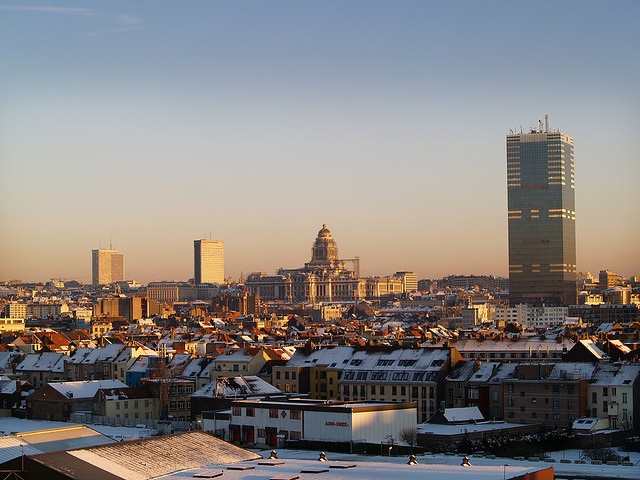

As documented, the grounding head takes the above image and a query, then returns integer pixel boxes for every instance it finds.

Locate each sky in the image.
[1,1,639,284]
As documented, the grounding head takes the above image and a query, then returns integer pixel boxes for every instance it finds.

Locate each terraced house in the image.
[337,346,463,422]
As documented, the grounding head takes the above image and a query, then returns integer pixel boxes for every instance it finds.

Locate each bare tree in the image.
[400,427,418,451]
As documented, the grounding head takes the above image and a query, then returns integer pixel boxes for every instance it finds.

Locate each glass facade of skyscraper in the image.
[507,129,577,306]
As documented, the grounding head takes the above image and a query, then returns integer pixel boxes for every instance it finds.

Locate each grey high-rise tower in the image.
[507,118,577,306]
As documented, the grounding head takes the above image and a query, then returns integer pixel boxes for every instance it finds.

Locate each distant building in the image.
[394,271,418,293]
[91,249,125,286]
[507,120,577,306]
[147,281,197,303]
[246,224,364,302]
[194,239,224,284]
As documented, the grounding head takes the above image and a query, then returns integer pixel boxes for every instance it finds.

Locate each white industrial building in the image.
[212,398,416,448]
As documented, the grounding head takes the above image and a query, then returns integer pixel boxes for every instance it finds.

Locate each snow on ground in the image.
[245,447,640,480]
[0,418,156,441]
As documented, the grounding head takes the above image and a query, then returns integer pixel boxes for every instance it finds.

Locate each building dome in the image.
[317,224,332,238]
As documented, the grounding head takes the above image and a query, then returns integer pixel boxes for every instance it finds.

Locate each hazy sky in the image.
[1,1,639,284]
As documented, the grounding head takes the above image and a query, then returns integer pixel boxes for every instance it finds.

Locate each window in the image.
[233,364,239,372]
[186,386,193,393]
[468,389,479,400]
[134,400,139,409]
[603,387,608,396]
[170,401,177,411]
[380,386,385,395]
[553,399,560,410]
[276,371,281,379]
[567,385,574,395]
[508,397,514,406]
[520,406,525,412]
[178,387,184,395]
[360,385,365,397]
[292,372,297,380]
[400,386,406,396]
[186,401,191,409]
[553,413,560,420]
[520,391,525,397]
[124,401,128,409]
[552,384,559,394]
[508,412,514,418]
[592,392,597,403]
[258,429,266,438]
[343,385,349,396]
[493,391,499,402]
[290,410,300,420]
[285,371,289,380]
[350,359,362,366]
[116,402,120,410]
[532,397,537,403]
[232,407,241,416]
[356,372,367,380]
[508,384,514,393]
[371,385,376,395]
[392,386,397,396]
[269,409,278,418]
[611,387,616,396]
[412,387,418,398]
[622,393,628,404]
[246,408,255,417]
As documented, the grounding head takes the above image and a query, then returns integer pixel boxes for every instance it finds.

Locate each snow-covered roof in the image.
[548,362,596,380]
[192,376,281,398]
[590,363,640,386]
[286,346,355,368]
[47,380,127,399]
[81,344,125,364]
[442,406,484,423]
[16,352,66,373]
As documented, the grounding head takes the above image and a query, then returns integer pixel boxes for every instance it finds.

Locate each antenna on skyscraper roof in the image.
[545,114,549,133]
[110,237,112,250]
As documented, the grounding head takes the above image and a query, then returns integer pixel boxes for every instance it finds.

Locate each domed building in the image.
[245,224,365,302]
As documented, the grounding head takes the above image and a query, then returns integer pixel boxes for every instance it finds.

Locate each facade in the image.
[194,239,224,285]
[394,271,419,293]
[91,249,125,286]
[337,347,463,423]
[245,225,365,302]
[502,363,592,428]
[226,399,416,447]
[147,281,198,303]
[494,304,568,327]
[507,122,577,306]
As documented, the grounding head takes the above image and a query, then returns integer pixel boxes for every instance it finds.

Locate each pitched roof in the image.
[28,430,261,480]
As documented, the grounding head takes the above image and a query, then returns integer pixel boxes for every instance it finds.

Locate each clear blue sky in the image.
[1,1,639,284]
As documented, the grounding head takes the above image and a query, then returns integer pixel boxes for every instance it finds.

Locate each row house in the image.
[587,362,640,431]
[210,347,284,379]
[180,357,215,390]
[26,379,127,421]
[271,346,355,398]
[445,360,517,420]
[142,378,195,422]
[431,336,574,363]
[337,346,463,423]
[502,362,594,429]
[93,386,159,421]
[15,352,66,389]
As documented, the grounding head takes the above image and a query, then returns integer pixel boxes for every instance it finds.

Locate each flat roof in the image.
[232,399,416,413]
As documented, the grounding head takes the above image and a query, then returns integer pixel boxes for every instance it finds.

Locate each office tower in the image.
[507,118,577,306]
[91,249,125,286]
[194,239,224,284]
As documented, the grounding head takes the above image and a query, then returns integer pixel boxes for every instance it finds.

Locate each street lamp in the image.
[503,463,510,480]
[388,446,392,462]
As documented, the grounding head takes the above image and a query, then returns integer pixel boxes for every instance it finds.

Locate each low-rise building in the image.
[226,398,416,448]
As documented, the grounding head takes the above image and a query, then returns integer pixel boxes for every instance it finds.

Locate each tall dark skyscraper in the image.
[507,118,577,306]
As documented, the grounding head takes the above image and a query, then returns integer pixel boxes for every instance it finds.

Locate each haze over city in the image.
[1,1,639,284]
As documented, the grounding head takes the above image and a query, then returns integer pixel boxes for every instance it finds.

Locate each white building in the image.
[92,249,125,286]
[494,304,568,327]
[194,239,224,285]
[222,399,416,448]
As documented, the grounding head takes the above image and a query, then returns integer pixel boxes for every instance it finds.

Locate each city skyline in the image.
[1,2,639,283]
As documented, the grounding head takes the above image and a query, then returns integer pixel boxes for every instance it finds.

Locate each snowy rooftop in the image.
[442,406,484,423]
[548,362,596,380]
[590,363,640,386]
[286,346,355,368]
[16,352,66,372]
[192,376,281,398]
[48,380,127,399]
